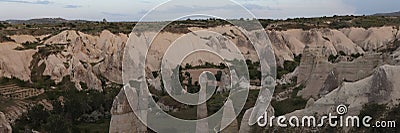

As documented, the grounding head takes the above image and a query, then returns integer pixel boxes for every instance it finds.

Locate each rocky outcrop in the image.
[287,65,400,120]
[0,42,36,81]
[109,88,147,133]
[295,43,388,98]
[41,30,127,90]
[8,35,38,44]
[341,26,398,51]
[1,25,398,91]
[107,26,399,132]
[267,28,366,65]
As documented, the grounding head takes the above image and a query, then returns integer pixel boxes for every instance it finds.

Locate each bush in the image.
[351,53,362,58]
[338,51,346,56]
[13,85,121,132]
[214,70,222,81]
[328,55,339,63]
[271,85,306,116]
[0,33,12,42]
[277,60,300,79]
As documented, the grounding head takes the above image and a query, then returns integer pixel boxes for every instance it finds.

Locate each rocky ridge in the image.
[0,25,399,132]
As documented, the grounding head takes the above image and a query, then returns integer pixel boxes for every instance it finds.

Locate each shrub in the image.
[328,55,339,63]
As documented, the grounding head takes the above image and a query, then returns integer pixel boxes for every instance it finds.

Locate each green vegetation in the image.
[246,59,261,80]
[0,97,15,112]
[0,23,5,29]
[260,15,400,30]
[0,32,12,42]
[214,70,223,81]
[274,78,297,93]
[277,55,301,79]
[28,43,67,89]
[183,62,227,70]
[271,85,306,116]
[0,21,136,36]
[328,54,339,63]
[29,52,55,90]
[0,15,399,40]
[0,77,31,87]
[328,52,364,63]
[164,19,229,33]
[207,92,229,114]
[14,42,43,50]
[351,103,399,132]
[338,51,346,56]
[350,53,363,59]
[13,84,121,133]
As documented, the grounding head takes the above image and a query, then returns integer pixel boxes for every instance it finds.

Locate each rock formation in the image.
[295,45,390,98]
[0,25,398,91]
[109,88,147,133]
[0,42,36,81]
[287,65,400,120]
[239,106,274,133]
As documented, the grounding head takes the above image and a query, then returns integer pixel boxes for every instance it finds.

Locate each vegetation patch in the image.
[12,84,121,133]
[14,42,43,50]
[277,55,301,79]
[271,85,306,116]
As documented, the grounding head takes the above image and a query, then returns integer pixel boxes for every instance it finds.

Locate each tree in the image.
[184,71,191,78]
[27,104,50,128]
[328,55,339,63]
[338,51,346,56]
[219,63,226,69]
[185,63,192,69]
[215,71,223,81]
[43,115,74,133]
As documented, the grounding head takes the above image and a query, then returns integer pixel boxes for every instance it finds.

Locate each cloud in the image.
[64,5,81,9]
[101,12,129,17]
[242,3,281,11]
[146,4,279,15]
[0,0,50,5]
[0,0,395,21]
[138,0,152,4]
[343,0,400,15]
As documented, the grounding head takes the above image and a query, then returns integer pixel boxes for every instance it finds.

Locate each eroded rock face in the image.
[287,65,400,120]
[0,42,36,81]
[295,44,388,98]
[107,26,399,132]
[341,26,398,51]
[109,88,147,133]
[239,106,274,133]
[0,26,398,91]
[9,35,38,44]
[41,30,127,91]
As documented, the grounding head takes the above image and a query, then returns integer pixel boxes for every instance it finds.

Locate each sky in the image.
[0,0,399,21]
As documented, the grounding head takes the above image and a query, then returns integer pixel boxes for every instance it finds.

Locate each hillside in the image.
[373,11,400,17]
[0,15,399,132]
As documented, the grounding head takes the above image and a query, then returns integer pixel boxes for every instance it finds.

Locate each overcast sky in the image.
[0,0,399,21]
